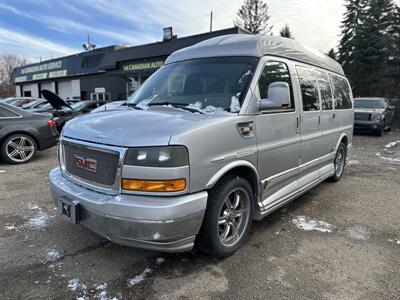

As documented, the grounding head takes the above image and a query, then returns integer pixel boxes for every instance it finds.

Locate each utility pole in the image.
[210,11,213,32]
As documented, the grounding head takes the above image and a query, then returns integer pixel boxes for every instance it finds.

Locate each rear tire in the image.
[328,142,346,182]
[0,134,37,164]
[196,175,254,258]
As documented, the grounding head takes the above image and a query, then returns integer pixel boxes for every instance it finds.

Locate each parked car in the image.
[1,97,41,107]
[0,103,58,164]
[90,100,126,113]
[50,35,354,257]
[40,90,104,131]
[354,97,394,136]
[21,99,48,110]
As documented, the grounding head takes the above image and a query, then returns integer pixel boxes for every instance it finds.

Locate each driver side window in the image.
[257,61,295,111]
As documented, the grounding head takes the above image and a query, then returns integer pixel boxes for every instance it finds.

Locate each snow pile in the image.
[345,225,370,241]
[127,267,152,286]
[4,224,16,230]
[0,170,5,173]
[136,94,158,110]
[68,279,82,292]
[292,216,335,233]
[230,93,241,113]
[155,257,165,265]
[26,209,48,230]
[47,249,61,262]
[388,238,400,245]
[187,101,231,115]
[348,160,360,166]
[385,140,400,148]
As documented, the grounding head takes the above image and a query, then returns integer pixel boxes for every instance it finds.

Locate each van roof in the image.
[166,34,345,75]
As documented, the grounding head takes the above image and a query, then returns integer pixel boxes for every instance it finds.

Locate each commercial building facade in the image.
[12,27,248,101]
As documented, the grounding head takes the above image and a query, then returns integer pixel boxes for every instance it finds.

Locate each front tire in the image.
[328,142,346,182]
[196,175,253,258]
[0,134,37,164]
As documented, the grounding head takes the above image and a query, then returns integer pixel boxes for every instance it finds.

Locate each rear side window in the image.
[330,75,352,109]
[257,61,295,110]
[0,107,18,117]
[296,66,320,111]
[316,70,333,110]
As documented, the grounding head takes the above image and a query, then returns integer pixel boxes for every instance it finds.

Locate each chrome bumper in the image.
[49,167,208,252]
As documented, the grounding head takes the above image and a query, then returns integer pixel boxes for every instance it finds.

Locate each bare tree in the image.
[235,0,273,34]
[0,54,30,98]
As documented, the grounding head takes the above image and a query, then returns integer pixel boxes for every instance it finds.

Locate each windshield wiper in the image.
[124,102,143,110]
[147,102,205,114]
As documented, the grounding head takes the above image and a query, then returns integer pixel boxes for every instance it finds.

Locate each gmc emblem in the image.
[74,155,97,173]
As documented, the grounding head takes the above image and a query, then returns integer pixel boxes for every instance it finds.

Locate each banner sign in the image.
[20,60,63,74]
[121,60,164,72]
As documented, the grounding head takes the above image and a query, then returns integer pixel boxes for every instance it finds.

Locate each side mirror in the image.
[258,82,290,110]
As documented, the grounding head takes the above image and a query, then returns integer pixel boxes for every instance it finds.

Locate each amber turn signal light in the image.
[122,178,186,192]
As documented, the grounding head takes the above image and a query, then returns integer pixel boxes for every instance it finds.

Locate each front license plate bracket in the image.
[58,197,79,224]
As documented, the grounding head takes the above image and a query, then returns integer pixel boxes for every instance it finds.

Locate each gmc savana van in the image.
[50,35,354,258]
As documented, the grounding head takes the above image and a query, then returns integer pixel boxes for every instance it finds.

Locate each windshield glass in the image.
[355,99,385,109]
[127,57,258,113]
[22,100,41,109]
[60,101,88,112]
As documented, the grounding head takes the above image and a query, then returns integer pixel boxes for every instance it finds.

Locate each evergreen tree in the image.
[279,24,294,39]
[235,0,273,34]
[327,48,337,60]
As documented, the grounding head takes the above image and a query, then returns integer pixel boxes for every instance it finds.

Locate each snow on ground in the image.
[46,249,61,262]
[385,140,400,148]
[4,224,16,230]
[127,267,152,286]
[345,225,370,241]
[0,170,5,173]
[292,216,335,233]
[375,152,400,163]
[348,160,361,166]
[155,257,165,265]
[67,279,82,292]
[25,209,48,230]
[388,239,400,245]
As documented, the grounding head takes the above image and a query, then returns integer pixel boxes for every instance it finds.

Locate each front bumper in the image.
[49,167,208,252]
[354,120,381,131]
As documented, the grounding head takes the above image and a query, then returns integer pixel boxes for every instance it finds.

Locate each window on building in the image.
[0,107,18,117]
[257,61,295,111]
[316,70,333,110]
[296,66,320,111]
[330,75,352,109]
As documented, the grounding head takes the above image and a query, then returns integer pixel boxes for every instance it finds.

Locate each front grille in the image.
[355,112,371,121]
[63,142,120,186]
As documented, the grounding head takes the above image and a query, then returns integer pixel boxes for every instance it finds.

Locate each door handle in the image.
[318,115,321,125]
[296,116,300,134]
[333,113,336,119]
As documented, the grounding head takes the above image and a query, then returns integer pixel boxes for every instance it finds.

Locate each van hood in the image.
[62,107,233,147]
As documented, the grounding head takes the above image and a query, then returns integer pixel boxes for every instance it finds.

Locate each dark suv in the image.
[354,97,394,136]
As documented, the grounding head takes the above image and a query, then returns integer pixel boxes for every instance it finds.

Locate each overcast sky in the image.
[0,0,349,62]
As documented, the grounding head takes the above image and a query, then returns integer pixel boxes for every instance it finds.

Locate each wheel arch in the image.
[205,160,260,204]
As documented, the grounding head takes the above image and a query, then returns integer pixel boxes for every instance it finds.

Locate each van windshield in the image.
[354,99,385,109]
[127,57,258,113]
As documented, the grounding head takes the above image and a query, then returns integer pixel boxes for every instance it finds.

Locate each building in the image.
[11,27,248,101]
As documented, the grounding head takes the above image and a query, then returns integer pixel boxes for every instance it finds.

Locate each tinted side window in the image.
[0,107,18,117]
[316,70,333,110]
[330,75,352,109]
[296,66,320,111]
[258,61,294,110]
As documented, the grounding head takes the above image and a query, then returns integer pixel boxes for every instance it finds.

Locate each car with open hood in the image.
[49,34,354,257]
[40,90,103,131]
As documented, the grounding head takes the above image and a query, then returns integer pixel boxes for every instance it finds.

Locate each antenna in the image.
[210,11,213,32]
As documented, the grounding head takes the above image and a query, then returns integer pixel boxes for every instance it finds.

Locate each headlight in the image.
[371,113,382,121]
[124,146,189,167]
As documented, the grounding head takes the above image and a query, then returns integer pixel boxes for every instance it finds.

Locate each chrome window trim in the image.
[0,106,23,119]
[60,137,127,196]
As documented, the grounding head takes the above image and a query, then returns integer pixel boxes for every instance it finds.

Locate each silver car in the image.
[50,35,354,257]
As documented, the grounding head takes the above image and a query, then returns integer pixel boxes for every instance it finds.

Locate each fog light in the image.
[122,178,186,192]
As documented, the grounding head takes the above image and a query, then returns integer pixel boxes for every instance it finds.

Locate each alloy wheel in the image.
[5,136,35,163]
[335,148,345,177]
[218,187,251,247]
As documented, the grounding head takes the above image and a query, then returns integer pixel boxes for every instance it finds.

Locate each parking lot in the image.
[1,131,399,300]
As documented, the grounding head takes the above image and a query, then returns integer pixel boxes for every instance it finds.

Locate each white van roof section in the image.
[165,34,344,75]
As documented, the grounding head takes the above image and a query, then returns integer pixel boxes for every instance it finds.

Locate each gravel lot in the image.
[1,131,400,300]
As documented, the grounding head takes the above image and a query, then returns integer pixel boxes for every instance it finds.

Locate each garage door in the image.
[58,80,73,100]
[41,82,54,93]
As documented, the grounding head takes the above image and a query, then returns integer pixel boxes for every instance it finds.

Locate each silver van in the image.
[50,35,354,257]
